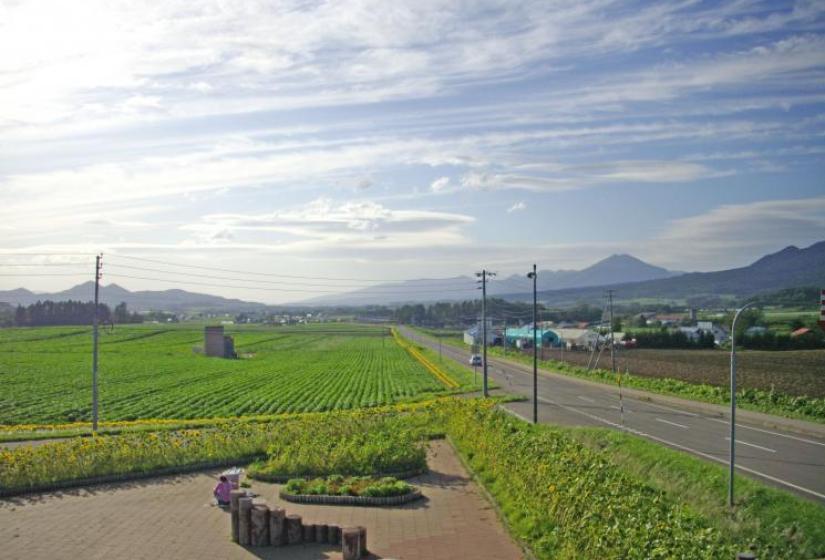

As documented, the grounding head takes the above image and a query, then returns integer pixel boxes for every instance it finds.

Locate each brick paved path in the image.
[0,440,522,560]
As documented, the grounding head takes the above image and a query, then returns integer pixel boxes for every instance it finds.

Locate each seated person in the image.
[213,475,232,507]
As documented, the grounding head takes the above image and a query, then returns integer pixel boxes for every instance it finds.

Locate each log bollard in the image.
[250,505,270,547]
[286,514,303,545]
[237,497,253,546]
[317,523,328,544]
[736,554,756,560]
[269,507,286,546]
[358,526,368,557]
[329,525,341,545]
[229,490,245,542]
[342,527,361,560]
[303,523,316,542]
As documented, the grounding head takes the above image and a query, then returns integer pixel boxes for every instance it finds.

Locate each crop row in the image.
[0,325,452,424]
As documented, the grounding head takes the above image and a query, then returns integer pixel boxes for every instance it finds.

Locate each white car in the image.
[469,354,483,366]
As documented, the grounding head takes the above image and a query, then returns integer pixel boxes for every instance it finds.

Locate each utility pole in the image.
[607,289,616,373]
[729,302,755,508]
[533,267,537,423]
[476,269,495,397]
[92,254,102,432]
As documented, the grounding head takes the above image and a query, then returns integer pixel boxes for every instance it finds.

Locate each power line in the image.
[104,272,479,295]
[104,262,477,291]
[0,273,90,277]
[0,263,93,267]
[109,254,469,284]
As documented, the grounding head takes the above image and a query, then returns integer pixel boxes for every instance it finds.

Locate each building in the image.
[680,321,729,345]
[204,326,237,358]
[504,326,559,348]
[463,320,498,346]
[552,328,600,350]
[791,327,813,338]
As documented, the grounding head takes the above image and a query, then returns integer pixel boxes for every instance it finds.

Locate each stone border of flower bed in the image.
[248,467,425,484]
[279,488,423,507]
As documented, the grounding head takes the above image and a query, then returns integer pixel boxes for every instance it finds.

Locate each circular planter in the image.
[280,488,423,507]
[248,467,425,484]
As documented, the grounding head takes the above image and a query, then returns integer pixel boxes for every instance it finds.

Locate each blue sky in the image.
[1,0,824,303]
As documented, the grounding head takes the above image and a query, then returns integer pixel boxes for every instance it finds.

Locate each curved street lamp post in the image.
[729,301,755,507]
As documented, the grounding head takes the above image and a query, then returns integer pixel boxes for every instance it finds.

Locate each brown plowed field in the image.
[534,347,825,398]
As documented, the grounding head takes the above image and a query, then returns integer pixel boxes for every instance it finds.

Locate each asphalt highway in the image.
[399,326,825,503]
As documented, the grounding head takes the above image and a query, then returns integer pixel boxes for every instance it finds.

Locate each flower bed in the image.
[247,411,429,480]
[279,475,423,506]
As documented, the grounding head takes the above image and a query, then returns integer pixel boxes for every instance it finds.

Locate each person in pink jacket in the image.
[213,475,232,507]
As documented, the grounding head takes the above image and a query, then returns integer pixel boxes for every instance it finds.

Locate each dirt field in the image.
[535,347,825,398]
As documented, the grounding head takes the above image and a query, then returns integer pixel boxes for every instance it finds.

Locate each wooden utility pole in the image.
[92,254,102,432]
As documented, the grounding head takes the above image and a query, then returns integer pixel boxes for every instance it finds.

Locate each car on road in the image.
[469,354,483,366]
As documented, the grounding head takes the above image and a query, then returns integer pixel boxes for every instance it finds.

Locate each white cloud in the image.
[182,198,475,251]
[648,196,825,269]
[430,176,451,192]
[507,201,526,213]
[459,160,721,192]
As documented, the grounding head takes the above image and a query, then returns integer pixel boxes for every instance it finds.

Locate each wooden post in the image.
[317,523,329,544]
[358,526,368,557]
[229,490,245,543]
[269,507,286,546]
[286,514,303,545]
[250,505,270,547]
[238,497,253,546]
[342,527,361,560]
[303,523,316,542]
[329,525,341,545]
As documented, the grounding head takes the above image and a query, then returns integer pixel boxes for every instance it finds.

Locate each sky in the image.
[1,0,824,303]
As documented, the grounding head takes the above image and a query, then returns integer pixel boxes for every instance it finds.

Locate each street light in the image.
[729,301,755,508]
[527,264,537,424]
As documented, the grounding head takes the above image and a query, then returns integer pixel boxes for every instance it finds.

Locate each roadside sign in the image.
[820,289,825,331]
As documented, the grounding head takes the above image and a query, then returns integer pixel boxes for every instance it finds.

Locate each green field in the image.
[0,324,474,425]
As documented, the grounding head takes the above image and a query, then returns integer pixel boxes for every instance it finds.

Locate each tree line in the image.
[391,299,605,326]
[11,300,143,327]
[625,328,716,349]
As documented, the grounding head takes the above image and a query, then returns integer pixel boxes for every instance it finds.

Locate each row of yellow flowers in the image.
[391,328,459,388]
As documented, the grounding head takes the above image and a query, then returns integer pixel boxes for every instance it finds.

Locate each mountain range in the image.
[301,254,681,305]
[1,242,822,310]
[0,282,269,313]
[500,241,825,306]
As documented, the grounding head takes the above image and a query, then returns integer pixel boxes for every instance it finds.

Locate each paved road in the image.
[400,327,825,504]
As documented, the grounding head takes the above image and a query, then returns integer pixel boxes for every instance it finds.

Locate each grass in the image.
[440,399,825,559]
[564,426,825,558]
[0,323,478,425]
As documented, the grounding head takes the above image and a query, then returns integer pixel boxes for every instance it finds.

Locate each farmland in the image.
[0,324,475,425]
[537,346,825,398]
[424,329,825,398]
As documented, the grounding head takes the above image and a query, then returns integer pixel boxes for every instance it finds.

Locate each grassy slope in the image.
[443,399,825,559]
[562,425,825,558]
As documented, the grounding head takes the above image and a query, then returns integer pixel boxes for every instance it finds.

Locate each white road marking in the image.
[577,395,596,403]
[610,405,632,413]
[533,396,825,502]
[708,418,825,448]
[635,400,698,417]
[656,418,689,429]
[724,437,776,453]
